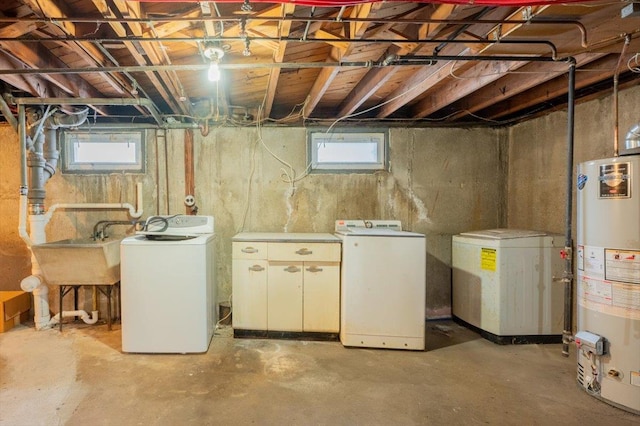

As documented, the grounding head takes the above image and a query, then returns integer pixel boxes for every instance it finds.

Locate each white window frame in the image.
[61,129,145,174]
[308,129,388,173]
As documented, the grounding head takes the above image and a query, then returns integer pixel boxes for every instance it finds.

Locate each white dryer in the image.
[335,220,426,350]
[120,215,216,353]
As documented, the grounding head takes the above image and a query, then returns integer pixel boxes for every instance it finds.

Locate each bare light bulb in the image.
[208,61,221,82]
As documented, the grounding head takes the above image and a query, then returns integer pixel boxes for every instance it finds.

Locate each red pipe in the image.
[131,0,603,7]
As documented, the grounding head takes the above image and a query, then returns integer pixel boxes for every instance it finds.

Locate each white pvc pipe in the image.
[43,182,144,221]
[20,275,50,330]
[21,214,50,329]
[48,310,99,326]
[18,195,31,247]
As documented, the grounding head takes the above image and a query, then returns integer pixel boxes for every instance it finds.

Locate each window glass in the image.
[61,130,145,173]
[309,130,388,172]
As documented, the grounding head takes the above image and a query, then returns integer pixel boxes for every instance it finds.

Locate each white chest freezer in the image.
[452,229,564,344]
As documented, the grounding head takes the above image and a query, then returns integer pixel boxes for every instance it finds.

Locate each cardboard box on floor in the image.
[0,291,31,332]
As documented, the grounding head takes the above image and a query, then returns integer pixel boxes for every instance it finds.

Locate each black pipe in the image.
[0,54,568,77]
[0,36,559,57]
[433,7,492,56]
[562,59,576,357]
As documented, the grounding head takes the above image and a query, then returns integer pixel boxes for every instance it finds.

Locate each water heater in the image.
[576,154,640,414]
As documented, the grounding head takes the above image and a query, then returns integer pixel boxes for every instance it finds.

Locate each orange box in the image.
[0,291,31,332]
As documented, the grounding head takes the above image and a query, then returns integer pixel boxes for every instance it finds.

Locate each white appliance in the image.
[452,229,564,344]
[576,155,640,414]
[335,220,426,350]
[120,215,216,353]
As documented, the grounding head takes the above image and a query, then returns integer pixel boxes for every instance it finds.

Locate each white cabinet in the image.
[303,262,340,332]
[267,261,303,331]
[232,233,341,337]
[232,259,268,330]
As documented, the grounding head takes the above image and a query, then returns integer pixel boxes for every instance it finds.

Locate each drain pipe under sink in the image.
[48,310,99,327]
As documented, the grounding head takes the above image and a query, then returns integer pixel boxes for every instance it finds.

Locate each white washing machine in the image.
[335,220,426,350]
[452,229,564,344]
[120,215,216,353]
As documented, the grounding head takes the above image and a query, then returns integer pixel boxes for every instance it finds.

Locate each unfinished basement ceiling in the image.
[0,0,639,127]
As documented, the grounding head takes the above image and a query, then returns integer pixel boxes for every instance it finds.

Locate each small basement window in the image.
[61,130,145,173]
[308,129,388,172]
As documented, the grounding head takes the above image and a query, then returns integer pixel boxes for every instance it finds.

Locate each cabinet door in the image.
[232,259,268,330]
[267,261,303,331]
[303,262,340,332]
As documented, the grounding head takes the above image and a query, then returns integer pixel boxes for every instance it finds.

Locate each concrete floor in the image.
[0,320,637,426]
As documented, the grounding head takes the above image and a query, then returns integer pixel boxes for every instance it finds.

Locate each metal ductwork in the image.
[622,123,640,156]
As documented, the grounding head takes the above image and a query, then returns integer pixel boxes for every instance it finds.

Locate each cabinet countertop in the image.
[232,232,340,243]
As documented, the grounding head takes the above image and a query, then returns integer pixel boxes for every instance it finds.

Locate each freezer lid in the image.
[458,228,547,240]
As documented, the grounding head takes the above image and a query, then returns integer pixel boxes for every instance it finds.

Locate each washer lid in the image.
[336,228,424,237]
[459,228,547,240]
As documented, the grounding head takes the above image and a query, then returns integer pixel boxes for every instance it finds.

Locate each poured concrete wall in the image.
[8,84,636,320]
[0,124,504,319]
[0,125,31,290]
[507,84,640,234]
[193,127,505,318]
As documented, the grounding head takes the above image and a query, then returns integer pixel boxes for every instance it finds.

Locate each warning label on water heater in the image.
[599,162,630,198]
[481,248,496,271]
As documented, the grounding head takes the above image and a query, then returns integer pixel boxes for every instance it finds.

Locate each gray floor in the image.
[0,320,637,426]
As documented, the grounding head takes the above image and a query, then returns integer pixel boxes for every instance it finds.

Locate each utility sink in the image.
[31,238,122,285]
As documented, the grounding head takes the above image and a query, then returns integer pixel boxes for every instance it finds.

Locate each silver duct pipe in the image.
[624,124,640,155]
[612,35,631,157]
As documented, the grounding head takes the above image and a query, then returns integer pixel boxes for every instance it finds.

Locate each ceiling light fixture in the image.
[131,81,139,96]
[203,45,225,82]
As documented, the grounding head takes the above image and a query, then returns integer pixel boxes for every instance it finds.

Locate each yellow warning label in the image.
[481,248,497,271]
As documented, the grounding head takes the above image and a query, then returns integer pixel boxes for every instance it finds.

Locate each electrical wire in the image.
[628,53,640,73]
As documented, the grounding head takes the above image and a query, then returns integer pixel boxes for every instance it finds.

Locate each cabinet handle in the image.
[306,266,323,273]
[241,247,258,254]
[295,248,313,255]
[284,266,301,273]
[248,265,265,272]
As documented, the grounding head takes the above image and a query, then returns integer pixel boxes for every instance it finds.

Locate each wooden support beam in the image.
[411,59,529,118]
[480,54,632,120]
[303,3,382,118]
[262,3,295,119]
[445,52,605,121]
[337,4,457,117]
